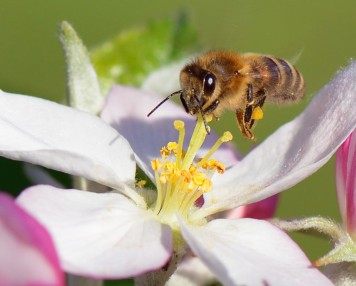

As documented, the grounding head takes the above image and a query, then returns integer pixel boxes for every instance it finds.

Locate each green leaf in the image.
[59,21,103,114]
[91,13,198,94]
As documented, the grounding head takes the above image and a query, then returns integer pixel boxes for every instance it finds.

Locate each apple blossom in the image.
[0,192,64,286]
[0,45,355,286]
[2,18,354,286]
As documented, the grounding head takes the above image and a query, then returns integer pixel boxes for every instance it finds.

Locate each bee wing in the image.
[287,48,304,65]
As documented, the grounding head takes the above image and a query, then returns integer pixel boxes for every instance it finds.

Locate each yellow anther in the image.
[167,142,177,149]
[160,146,170,158]
[151,159,162,171]
[136,180,147,188]
[159,174,167,184]
[252,107,264,120]
[174,120,185,130]
[167,142,178,154]
[192,172,207,186]
[213,161,225,174]
[181,170,192,183]
[221,131,233,142]
[163,161,176,172]
[200,159,214,170]
[189,165,197,175]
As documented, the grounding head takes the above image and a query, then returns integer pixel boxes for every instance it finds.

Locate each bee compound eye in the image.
[203,73,216,95]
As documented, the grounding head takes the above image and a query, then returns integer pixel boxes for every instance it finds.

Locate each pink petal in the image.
[180,218,333,286]
[225,194,279,220]
[100,85,240,182]
[17,185,172,279]
[0,192,64,286]
[335,130,356,236]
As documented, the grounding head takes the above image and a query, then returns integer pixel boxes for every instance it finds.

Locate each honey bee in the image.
[147,51,304,140]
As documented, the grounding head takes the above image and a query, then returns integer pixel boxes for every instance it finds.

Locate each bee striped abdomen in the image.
[260,56,305,103]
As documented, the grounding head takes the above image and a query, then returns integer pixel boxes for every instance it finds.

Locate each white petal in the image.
[0,90,138,199]
[202,61,356,214]
[17,185,172,279]
[167,256,216,286]
[180,218,332,286]
[101,85,240,181]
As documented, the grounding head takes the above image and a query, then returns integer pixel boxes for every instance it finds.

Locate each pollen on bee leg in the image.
[252,106,264,120]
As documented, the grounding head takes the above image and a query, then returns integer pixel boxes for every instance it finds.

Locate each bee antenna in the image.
[147,90,183,117]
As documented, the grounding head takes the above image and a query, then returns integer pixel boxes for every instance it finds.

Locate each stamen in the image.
[181,114,210,170]
[151,159,162,171]
[160,146,170,158]
[196,131,233,169]
[167,142,178,154]
[174,120,185,168]
[151,116,231,224]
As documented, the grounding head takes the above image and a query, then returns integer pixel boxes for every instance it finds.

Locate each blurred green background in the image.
[1,0,355,269]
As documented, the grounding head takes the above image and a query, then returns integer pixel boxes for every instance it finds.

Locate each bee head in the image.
[179,63,217,115]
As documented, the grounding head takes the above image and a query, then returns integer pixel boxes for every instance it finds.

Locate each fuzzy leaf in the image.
[59,21,103,114]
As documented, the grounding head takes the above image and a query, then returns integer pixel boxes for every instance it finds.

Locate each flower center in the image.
[150,114,232,227]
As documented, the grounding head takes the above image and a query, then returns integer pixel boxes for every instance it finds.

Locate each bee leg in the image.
[246,84,255,106]
[236,109,255,140]
[255,92,267,108]
[197,99,220,134]
[203,99,220,114]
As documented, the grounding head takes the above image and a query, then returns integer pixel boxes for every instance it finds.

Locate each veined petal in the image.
[170,195,279,285]
[0,192,64,286]
[336,130,356,237]
[100,85,240,182]
[0,90,139,201]
[200,61,356,216]
[180,218,332,286]
[17,185,172,279]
